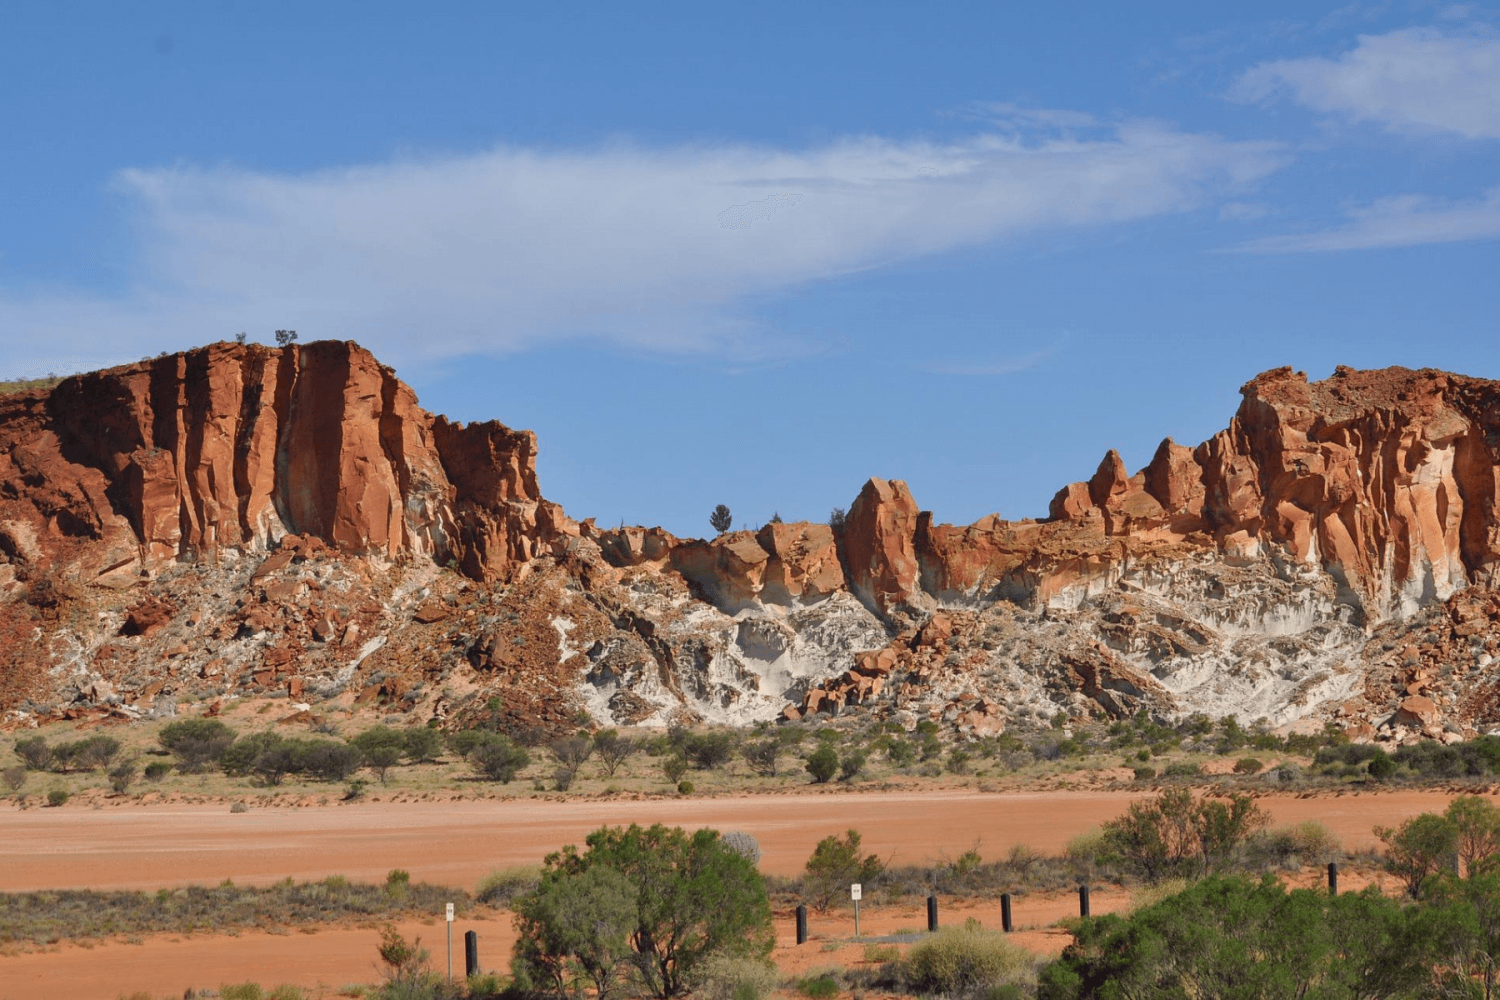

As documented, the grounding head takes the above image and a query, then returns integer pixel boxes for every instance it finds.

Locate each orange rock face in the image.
[0,340,556,586]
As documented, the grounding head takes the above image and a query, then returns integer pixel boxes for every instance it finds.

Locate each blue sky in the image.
[2,2,1498,536]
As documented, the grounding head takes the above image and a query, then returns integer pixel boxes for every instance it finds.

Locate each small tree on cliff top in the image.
[709,505,732,534]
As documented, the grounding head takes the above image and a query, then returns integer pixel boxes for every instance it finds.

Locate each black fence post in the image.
[1001,893,1012,933]
[1078,885,1090,918]
[927,894,938,932]
[1327,862,1338,896]
[464,930,478,978]
[796,904,808,945]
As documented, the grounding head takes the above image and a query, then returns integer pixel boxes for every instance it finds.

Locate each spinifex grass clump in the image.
[0,874,467,947]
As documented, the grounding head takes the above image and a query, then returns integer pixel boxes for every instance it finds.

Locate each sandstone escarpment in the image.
[0,340,560,589]
[6,353,1500,745]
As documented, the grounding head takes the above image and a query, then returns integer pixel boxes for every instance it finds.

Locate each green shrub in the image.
[1162,762,1201,779]
[683,732,736,770]
[475,865,542,906]
[840,750,867,781]
[864,943,900,963]
[795,973,840,998]
[467,733,531,782]
[803,829,883,913]
[678,780,696,795]
[1132,766,1155,781]
[46,788,69,807]
[902,921,1035,995]
[143,761,171,782]
[108,760,137,793]
[689,954,779,1000]
[160,718,237,771]
[1233,757,1264,775]
[13,735,52,770]
[805,746,838,784]
[220,983,265,1000]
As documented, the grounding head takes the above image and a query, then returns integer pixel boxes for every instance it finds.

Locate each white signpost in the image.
[851,884,862,937]
[446,903,455,979]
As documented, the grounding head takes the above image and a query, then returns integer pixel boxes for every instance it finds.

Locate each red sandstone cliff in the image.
[0,340,573,591]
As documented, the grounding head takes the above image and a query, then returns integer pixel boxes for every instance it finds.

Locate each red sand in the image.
[0,788,1480,999]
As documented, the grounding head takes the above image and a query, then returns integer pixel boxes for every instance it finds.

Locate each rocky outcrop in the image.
[7,350,1500,742]
[0,340,563,590]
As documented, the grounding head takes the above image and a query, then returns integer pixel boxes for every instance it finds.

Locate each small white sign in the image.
[850,884,862,901]
[446,903,455,922]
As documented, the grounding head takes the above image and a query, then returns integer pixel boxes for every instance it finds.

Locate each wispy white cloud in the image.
[0,120,1284,371]
[1231,25,1500,138]
[1228,185,1500,251]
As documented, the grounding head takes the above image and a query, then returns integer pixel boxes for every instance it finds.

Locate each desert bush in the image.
[793,973,840,998]
[839,750,867,782]
[1100,787,1267,883]
[221,983,266,1000]
[1377,812,1459,898]
[143,761,171,782]
[683,732,736,770]
[303,741,365,782]
[805,746,838,784]
[688,954,779,1000]
[108,760,137,793]
[13,736,52,771]
[549,736,594,783]
[2,763,25,795]
[722,831,762,867]
[220,730,285,777]
[1132,765,1155,781]
[592,730,638,777]
[1234,757,1264,775]
[46,788,69,807]
[511,824,773,999]
[364,745,403,784]
[159,718,237,772]
[741,740,782,777]
[677,779,695,795]
[402,725,445,764]
[662,754,690,783]
[803,829,883,913]
[467,733,531,783]
[902,920,1036,996]
[475,866,543,906]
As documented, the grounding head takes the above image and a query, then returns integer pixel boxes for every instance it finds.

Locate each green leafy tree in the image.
[550,736,595,783]
[1100,787,1267,883]
[12,736,52,771]
[1038,875,1433,1000]
[742,740,782,777]
[219,730,284,777]
[709,505,733,534]
[514,824,773,999]
[159,718,237,772]
[468,732,531,782]
[683,732,735,770]
[803,829,883,913]
[363,745,403,784]
[1446,794,1500,878]
[805,746,838,784]
[401,725,444,764]
[513,864,639,1000]
[1423,872,1500,999]
[1377,812,1459,898]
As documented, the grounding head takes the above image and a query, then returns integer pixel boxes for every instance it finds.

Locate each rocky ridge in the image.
[3,344,1500,744]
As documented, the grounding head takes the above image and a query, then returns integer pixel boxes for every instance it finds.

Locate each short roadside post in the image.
[796,904,808,945]
[926,894,938,932]
[1327,862,1338,896]
[1001,893,1012,933]
[1078,885,1090,918]
[446,902,455,980]
[465,929,479,978]
[851,883,862,938]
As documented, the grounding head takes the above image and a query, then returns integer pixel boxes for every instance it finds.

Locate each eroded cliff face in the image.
[4,354,1500,744]
[0,340,568,589]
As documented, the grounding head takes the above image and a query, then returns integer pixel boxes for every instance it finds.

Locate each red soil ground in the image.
[0,788,1479,999]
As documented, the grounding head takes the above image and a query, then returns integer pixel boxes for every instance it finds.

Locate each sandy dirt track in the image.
[0,788,1483,999]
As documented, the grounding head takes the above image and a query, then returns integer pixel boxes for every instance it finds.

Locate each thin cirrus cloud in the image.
[1231,186,1500,253]
[0,120,1284,374]
[1232,25,1500,138]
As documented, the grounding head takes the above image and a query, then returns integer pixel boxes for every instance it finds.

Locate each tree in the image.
[805,746,838,784]
[352,726,405,783]
[274,329,298,347]
[12,736,51,771]
[1038,875,1433,1000]
[683,732,735,770]
[513,824,774,999]
[1377,812,1459,898]
[1100,788,1267,883]
[803,829,883,913]
[593,730,638,777]
[2,764,25,795]
[402,725,444,764]
[469,733,531,782]
[742,740,781,777]
[550,736,595,784]
[709,505,732,534]
[364,745,402,784]
[513,863,639,1000]
[828,507,846,530]
[1446,794,1500,877]
[108,760,137,793]
[159,718,237,772]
